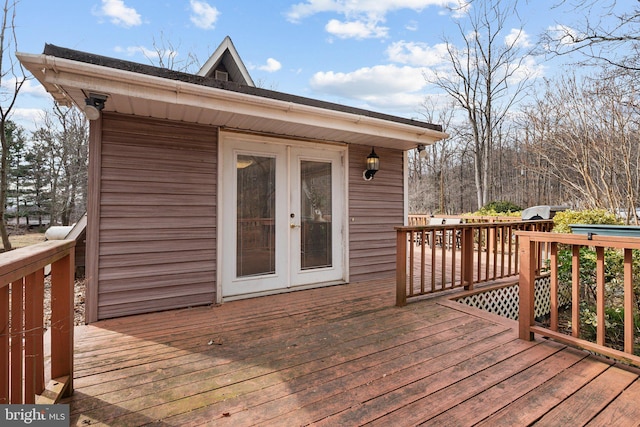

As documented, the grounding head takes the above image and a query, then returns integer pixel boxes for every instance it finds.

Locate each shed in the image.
[18,37,447,322]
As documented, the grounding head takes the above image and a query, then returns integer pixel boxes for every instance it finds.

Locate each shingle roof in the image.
[43,44,442,133]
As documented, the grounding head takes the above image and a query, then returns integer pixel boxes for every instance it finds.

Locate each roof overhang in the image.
[17,50,447,150]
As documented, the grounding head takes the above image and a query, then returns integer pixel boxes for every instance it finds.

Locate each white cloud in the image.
[310,64,428,111]
[189,0,220,30]
[505,28,531,48]
[326,19,388,39]
[386,40,449,67]
[405,20,419,32]
[286,0,470,39]
[4,78,48,98]
[547,24,579,45]
[258,58,282,72]
[12,108,47,132]
[95,0,142,28]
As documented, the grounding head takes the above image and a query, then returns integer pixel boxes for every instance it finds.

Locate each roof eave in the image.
[17,52,448,150]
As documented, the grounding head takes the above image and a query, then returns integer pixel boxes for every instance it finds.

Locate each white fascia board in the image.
[19,52,447,147]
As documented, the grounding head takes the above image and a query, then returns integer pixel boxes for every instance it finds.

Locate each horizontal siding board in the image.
[101,180,215,195]
[98,294,215,319]
[99,282,215,306]
[101,167,216,185]
[99,273,215,293]
[97,114,217,319]
[348,144,404,283]
[100,217,216,230]
[100,239,215,255]
[100,193,216,206]
[99,259,216,281]
[100,205,216,218]
[100,250,216,268]
[99,228,216,242]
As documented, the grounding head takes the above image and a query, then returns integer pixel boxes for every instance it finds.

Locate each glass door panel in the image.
[300,160,332,270]
[236,155,276,277]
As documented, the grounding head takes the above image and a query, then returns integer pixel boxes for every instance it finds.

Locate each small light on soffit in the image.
[363,147,379,181]
[417,144,427,159]
[84,93,108,121]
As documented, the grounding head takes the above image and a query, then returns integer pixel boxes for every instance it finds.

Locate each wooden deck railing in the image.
[408,214,520,226]
[396,220,554,306]
[1,240,76,404]
[518,231,640,367]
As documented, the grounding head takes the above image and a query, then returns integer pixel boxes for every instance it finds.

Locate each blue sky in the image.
[12,0,609,132]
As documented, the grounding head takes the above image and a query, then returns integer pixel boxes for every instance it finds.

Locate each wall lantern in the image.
[363,147,379,181]
[84,93,108,121]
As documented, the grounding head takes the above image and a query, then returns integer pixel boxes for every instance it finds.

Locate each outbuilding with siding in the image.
[18,38,447,323]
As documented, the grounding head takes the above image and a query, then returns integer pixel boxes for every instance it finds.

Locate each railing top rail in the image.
[396,219,553,231]
[409,214,521,222]
[516,230,640,250]
[0,240,75,287]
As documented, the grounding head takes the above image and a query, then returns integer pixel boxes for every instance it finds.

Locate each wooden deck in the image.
[65,279,640,426]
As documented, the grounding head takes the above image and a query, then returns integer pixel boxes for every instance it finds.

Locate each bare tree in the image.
[429,0,532,209]
[0,0,25,250]
[542,1,640,71]
[143,31,200,73]
[522,72,640,222]
[31,103,89,226]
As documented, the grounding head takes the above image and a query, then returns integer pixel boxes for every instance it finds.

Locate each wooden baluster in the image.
[571,245,581,339]
[518,235,536,340]
[24,269,45,403]
[550,243,559,332]
[10,279,24,403]
[595,246,606,346]
[50,252,75,397]
[623,249,634,354]
[0,283,8,404]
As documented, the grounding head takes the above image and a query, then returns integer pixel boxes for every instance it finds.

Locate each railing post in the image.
[50,251,75,397]
[462,227,474,290]
[396,229,407,307]
[518,234,536,341]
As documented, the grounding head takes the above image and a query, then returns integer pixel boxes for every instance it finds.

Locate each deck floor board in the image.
[64,279,640,426]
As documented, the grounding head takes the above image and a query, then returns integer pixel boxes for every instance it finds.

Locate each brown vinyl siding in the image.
[96,113,217,319]
[348,144,405,282]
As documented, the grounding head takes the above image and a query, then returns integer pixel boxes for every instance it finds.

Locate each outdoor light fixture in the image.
[417,144,427,159]
[363,147,379,181]
[84,93,108,121]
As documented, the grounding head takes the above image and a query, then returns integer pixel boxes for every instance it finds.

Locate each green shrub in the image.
[552,209,622,233]
[478,201,522,215]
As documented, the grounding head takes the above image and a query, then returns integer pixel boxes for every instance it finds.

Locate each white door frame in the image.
[217,132,348,302]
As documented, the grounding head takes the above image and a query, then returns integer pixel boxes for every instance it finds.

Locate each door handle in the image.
[290,223,301,229]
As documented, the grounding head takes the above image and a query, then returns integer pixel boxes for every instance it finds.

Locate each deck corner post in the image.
[396,229,407,307]
[518,234,535,341]
[462,227,474,290]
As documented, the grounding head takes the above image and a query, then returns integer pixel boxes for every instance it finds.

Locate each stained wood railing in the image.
[408,214,520,226]
[1,240,75,404]
[518,231,640,367]
[396,220,554,306]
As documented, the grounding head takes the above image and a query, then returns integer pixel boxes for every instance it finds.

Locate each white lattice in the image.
[454,273,571,320]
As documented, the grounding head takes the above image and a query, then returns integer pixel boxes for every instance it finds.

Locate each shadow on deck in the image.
[66,279,640,426]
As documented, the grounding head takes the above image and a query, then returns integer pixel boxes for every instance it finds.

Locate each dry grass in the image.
[9,232,46,248]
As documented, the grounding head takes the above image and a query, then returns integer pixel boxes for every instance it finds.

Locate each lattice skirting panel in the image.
[453,274,571,320]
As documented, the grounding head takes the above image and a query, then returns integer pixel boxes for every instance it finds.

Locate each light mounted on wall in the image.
[417,144,427,159]
[363,147,379,181]
[84,93,108,121]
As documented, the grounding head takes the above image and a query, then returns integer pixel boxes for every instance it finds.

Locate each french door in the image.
[220,133,346,299]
